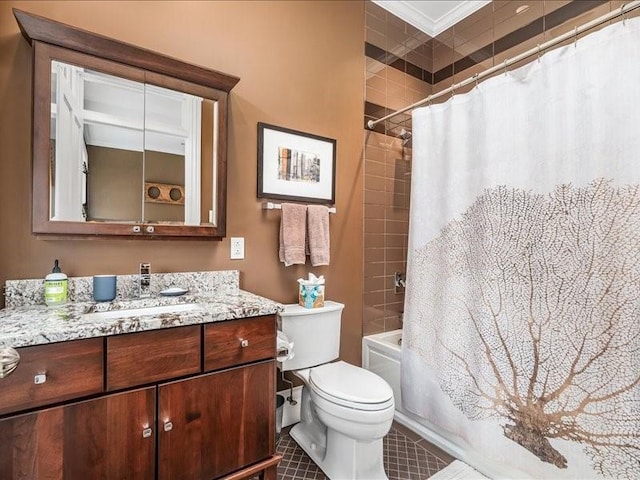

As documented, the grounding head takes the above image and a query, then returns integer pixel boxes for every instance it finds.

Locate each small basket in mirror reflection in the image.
[144,182,185,205]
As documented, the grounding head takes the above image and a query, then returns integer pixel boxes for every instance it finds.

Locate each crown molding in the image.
[373,0,491,37]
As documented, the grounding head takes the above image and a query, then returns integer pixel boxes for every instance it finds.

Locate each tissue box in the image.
[299,284,325,308]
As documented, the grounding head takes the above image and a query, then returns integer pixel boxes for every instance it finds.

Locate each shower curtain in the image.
[402,16,640,480]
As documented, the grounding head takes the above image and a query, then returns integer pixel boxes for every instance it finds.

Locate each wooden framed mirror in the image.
[14,9,239,238]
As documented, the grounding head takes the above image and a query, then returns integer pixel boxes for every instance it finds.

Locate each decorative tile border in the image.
[365,1,608,87]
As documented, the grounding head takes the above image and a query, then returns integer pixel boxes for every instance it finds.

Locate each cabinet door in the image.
[158,360,275,480]
[0,387,155,480]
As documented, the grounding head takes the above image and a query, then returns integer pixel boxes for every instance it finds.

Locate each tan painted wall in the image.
[0,1,365,365]
[87,146,144,222]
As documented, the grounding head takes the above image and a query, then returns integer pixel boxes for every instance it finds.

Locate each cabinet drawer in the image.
[107,325,201,391]
[0,338,103,416]
[204,315,275,371]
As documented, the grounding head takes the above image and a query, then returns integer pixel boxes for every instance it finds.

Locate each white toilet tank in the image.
[278,301,344,371]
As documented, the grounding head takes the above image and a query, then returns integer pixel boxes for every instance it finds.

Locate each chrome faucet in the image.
[139,262,151,298]
[394,272,406,294]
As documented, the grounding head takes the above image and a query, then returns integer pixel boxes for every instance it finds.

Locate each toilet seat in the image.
[309,361,394,411]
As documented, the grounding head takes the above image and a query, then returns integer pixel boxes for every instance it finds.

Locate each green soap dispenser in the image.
[44,259,68,306]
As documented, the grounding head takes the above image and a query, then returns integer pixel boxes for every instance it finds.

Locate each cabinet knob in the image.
[132,226,141,233]
[142,427,152,438]
[0,347,20,378]
[146,225,155,233]
[163,421,173,432]
[240,339,249,348]
[34,373,47,384]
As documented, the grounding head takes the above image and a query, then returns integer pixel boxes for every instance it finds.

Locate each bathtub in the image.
[362,330,458,450]
[363,330,524,479]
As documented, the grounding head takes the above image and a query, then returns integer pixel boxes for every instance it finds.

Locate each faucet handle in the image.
[139,263,151,297]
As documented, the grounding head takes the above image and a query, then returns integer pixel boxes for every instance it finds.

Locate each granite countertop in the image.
[0,290,283,349]
[0,271,284,349]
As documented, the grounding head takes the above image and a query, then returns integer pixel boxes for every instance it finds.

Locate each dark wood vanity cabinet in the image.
[0,316,278,480]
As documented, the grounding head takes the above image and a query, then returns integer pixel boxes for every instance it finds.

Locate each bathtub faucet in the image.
[394,272,406,293]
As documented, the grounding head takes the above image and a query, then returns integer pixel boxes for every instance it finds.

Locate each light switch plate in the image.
[230,237,245,260]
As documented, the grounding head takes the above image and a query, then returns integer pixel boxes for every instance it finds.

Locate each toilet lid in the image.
[309,361,393,410]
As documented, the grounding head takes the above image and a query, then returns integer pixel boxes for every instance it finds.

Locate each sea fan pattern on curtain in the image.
[401,15,640,480]
[408,180,640,477]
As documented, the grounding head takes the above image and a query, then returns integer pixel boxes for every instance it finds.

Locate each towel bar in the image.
[262,202,336,214]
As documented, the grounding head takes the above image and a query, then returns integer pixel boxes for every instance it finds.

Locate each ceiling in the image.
[373,0,492,37]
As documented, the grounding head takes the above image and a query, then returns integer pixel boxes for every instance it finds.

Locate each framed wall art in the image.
[257,122,336,204]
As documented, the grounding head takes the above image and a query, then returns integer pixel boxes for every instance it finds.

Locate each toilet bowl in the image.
[290,361,395,479]
[278,301,395,479]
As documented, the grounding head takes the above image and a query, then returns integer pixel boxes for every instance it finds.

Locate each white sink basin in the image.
[82,303,201,322]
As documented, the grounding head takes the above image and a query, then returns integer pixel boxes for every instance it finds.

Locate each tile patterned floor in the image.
[275,421,454,479]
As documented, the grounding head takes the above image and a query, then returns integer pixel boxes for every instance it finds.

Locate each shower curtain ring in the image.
[574,26,578,46]
[503,59,508,75]
[473,73,479,88]
[621,4,627,25]
[537,44,542,62]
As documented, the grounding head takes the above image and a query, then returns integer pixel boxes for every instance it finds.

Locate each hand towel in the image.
[279,203,307,266]
[307,205,330,266]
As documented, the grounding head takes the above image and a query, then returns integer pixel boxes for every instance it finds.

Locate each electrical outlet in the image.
[230,237,245,260]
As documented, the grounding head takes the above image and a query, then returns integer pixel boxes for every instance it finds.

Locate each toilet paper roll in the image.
[276,330,295,362]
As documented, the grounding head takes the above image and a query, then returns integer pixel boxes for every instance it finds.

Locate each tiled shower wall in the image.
[363,0,428,335]
[362,0,638,335]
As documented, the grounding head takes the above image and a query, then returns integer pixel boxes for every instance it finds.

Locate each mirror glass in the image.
[49,60,217,226]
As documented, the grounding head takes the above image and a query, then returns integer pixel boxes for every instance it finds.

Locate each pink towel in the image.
[279,203,307,266]
[307,205,330,266]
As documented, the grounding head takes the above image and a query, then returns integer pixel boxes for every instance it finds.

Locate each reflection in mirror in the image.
[200,99,217,225]
[143,84,189,224]
[84,68,145,223]
[49,60,217,226]
[51,60,144,223]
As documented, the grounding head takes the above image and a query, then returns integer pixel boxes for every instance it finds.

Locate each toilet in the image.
[278,301,395,480]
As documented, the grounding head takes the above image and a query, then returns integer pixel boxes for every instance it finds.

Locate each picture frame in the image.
[257,122,336,204]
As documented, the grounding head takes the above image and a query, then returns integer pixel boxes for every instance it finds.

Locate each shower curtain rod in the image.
[367,0,640,130]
